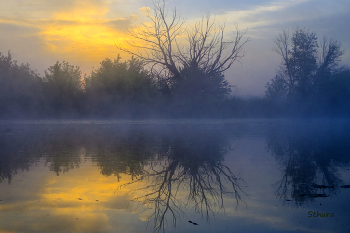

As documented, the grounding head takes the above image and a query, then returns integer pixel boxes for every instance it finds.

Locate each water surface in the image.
[1,119,350,233]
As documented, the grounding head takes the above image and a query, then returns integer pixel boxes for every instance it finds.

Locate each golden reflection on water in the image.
[1,120,350,233]
[0,159,149,233]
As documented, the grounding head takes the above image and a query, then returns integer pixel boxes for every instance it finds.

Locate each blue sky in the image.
[0,0,349,96]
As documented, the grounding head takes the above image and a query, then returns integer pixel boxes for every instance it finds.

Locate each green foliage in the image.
[265,75,287,100]
[290,29,318,98]
[45,61,82,93]
[43,61,83,116]
[266,28,350,116]
[177,66,231,101]
[270,28,319,99]
[85,56,157,117]
[0,51,42,118]
[320,69,350,115]
[168,65,231,116]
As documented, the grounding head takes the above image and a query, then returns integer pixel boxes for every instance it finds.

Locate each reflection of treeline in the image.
[0,124,88,183]
[0,124,237,183]
[0,128,42,184]
[0,123,246,232]
[266,124,350,205]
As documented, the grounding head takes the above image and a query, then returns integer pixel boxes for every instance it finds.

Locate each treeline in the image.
[265,28,350,117]
[1,29,350,119]
[0,52,231,118]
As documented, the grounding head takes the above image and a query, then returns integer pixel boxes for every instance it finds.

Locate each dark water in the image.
[0,119,350,233]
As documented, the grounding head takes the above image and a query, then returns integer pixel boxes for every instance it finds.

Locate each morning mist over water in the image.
[1,0,350,232]
[1,119,350,233]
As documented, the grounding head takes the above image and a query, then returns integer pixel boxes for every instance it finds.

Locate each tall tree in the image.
[266,28,347,114]
[116,1,249,109]
[290,28,318,98]
[314,37,345,99]
[271,28,318,99]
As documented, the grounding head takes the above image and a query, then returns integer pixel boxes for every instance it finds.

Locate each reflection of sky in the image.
[0,0,349,96]
[0,161,150,233]
[1,121,350,232]
[224,137,350,233]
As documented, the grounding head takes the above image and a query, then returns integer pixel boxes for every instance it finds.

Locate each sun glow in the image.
[8,1,143,64]
[39,18,134,62]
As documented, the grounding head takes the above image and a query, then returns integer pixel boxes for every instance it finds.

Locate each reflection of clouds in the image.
[219,187,324,233]
[0,163,143,233]
[0,210,111,233]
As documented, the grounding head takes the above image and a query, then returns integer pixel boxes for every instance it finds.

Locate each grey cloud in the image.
[15,0,109,12]
[0,15,134,32]
[0,21,40,33]
[105,17,134,32]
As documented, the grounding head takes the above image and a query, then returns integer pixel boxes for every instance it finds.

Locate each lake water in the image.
[1,119,350,233]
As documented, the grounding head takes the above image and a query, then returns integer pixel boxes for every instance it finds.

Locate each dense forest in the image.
[1,1,350,119]
[0,28,349,119]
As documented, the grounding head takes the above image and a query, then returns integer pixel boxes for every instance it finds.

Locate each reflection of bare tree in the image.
[120,133,246,232]
[266,126,350,205]
[0,123,246,232]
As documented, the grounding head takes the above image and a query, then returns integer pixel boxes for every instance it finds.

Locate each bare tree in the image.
[116,0,249,83]
[273,30,295,95]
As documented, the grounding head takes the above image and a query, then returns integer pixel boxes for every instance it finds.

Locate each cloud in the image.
[214,0,313,29]
[139,7,151,16]
[0,0,139,65]
[104,17,134,31]
[1,0,109,14]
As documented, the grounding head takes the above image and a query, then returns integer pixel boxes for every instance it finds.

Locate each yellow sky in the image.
[0,0,147,75]
[0,0,349,95]
[0,0,269,74]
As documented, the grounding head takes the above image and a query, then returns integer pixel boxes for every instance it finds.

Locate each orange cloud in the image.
[0,0,141,65]
[36,1,137,61]
[39,18,132,58]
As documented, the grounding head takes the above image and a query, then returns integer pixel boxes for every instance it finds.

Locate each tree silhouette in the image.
[117,1,249,113]
[269,28,318,99]
[265,75,287,100]
[43,61,83,116]
[85,56,157,117]
[0,51,43,118]
[266,28,349,115]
